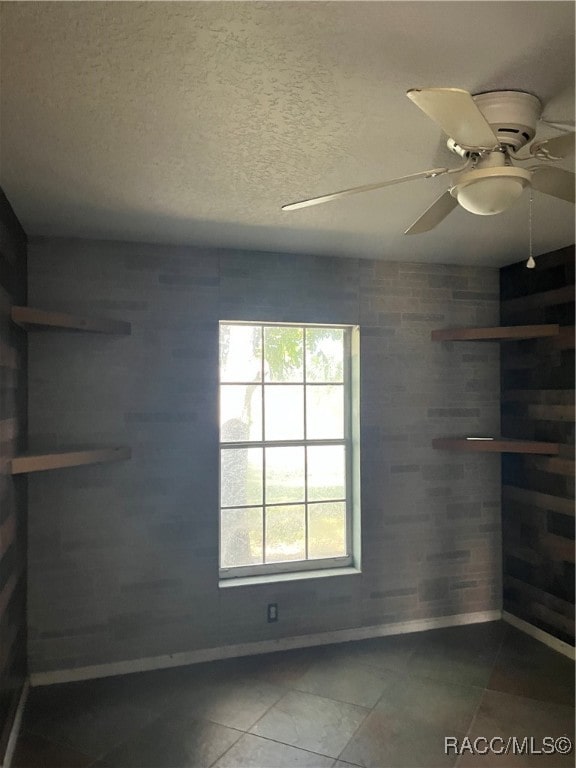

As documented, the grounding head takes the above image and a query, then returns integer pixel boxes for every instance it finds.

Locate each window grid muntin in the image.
[303,328,309,561]
[219,322,352,577]
[260,337,266,563]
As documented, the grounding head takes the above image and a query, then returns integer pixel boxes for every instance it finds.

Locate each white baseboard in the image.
[30,609,501,687]
[502,611,575,660]
[1,681,28,768]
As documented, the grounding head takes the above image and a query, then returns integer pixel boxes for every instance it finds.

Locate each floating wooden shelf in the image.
[431,324,559,342]
[432,438,559,455]
[11,306,131,335]
[9,447,131,475]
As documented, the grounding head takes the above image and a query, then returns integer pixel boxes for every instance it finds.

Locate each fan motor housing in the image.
[471,90,542,151]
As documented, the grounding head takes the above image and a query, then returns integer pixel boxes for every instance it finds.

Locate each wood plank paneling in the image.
[432,438,559,454]
[502,285,575,316]
[0,187,27,763]
[0,514,16,559]
[0,418,18,445]
[527,456,575,477]
[503,482,575,517]
[549,327,575,351]
[0,340,18,370]
[544,533,575,564]
[10,447,131,475]
[504,597,575,643]
[504,574,575,620]
[0,569,22,624]
[11,306,131,335]
[431,324,559,342]
[502,389,575,404]
[500,245,575,646]
[527,404,575,422]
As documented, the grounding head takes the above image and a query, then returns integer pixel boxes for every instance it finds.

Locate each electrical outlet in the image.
[267,603,278,623]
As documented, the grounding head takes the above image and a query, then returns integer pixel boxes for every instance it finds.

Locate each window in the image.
[219,322,359,580]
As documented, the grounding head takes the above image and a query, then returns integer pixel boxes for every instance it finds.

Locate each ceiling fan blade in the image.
[404,190,458,235]
[531,167,575,203]
[281,167,449,211]
[530,132,575,158]
[407,88,499,149]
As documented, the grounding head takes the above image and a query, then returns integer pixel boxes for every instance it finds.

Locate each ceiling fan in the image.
[281,88,575,234]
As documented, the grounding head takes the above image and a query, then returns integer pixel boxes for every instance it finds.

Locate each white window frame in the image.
[218,321,360,581]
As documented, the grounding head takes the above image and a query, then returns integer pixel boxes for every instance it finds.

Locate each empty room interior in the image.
[0,2,575,767]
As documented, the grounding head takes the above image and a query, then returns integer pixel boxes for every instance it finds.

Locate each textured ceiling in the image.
[0,1,574,265]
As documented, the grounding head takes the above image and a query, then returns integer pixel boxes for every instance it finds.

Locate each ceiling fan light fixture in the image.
[457,177,525,215]
[451,167,532,216]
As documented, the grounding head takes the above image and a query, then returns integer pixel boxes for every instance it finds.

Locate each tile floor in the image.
[12,621,575,768]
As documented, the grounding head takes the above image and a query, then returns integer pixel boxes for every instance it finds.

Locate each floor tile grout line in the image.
[16,622,573,768]
[205,727,246,768]
[13,729,95,768]
[203,656,394,766]
[142,672,292,738]
[87,699,178,764]
[287,674,399,711]
[483,686,576,709]
[484,622,575,707]
[402,668,494,690]
[95,706,250,768]
[243,686,372,764]
[252,685,373,716]
[461,622,509,748]
[239,646,417,708]
[210,729,346,766]
[25,685,230,767]
[333,671,386,765]
[203,685,292,766]
[402,627,510,693]
[17,724,96,765]
[491,620,510,674]
[364,650,418,713]
[242,687,292,735]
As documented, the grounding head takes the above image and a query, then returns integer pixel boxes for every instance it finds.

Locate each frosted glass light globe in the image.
[451,166,532,216]
[457,177,526,215]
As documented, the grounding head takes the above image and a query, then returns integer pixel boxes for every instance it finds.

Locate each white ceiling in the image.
[1,1,574,266]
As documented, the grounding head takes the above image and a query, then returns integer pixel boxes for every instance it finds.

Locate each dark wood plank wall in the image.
[0,188,28,760]
[500,244,575,646]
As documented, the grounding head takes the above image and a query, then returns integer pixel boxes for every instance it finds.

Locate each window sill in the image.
[219,566,361,589]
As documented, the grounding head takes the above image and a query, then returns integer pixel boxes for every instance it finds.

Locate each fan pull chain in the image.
[526,190,536,269]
